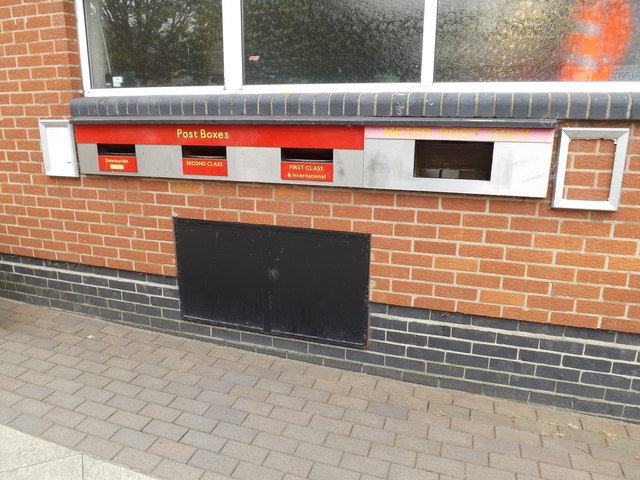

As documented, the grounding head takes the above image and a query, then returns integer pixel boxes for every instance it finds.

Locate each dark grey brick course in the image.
[3,253,640,423]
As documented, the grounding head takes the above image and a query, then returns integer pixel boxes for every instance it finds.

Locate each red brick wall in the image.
[1,1,639,334]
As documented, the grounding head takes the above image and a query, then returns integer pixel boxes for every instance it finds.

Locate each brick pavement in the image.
[0,297,639,480]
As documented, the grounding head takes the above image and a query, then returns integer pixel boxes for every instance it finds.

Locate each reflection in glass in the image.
[243,0,424,85]
[435,0,640,82]
[84,0,223,88]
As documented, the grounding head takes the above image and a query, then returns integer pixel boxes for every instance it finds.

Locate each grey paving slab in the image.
[0,424,157,480]
[2,299,640,480]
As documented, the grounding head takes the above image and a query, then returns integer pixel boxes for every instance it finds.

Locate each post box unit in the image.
[73,123,555,199]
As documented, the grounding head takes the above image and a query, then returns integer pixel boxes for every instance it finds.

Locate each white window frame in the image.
[74,0,640,97]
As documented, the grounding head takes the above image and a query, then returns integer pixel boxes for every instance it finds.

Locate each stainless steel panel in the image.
[136,145,182,177]
[76,143,100,174]
[227,146,281,183]
[363,138,553,198]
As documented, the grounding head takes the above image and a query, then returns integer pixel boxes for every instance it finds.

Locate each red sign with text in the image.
[98,155,137,172]
[182,158,228,176]
[75,124,364,150]
[281,162,333,182]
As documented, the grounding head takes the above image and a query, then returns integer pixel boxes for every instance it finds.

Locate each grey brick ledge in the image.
[70,92,640,123]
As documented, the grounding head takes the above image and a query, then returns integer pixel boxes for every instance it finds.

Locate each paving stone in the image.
[102,366,137,383]
[388,464,439,480]
[44,390,84,410]
[76,434,123,460]
[303,399,344,419]
[220,439,269,464]
[205,405,247,424]
[283,423,328,445]
[256,378,296,395]
[42,406,86,427]
[279,372,315,388]
[233,397,273,416]
[164,370,200,385]
[367,402,408,420]
[340,452,390,478]
[416,453,465,478]
[214,421,258,443]
[188,449,238,476]
[221,371,259,388]
[76,385,114,404]
[350,423,396,446]
[442,443,488,468]
[495,425,542,446]
[40,423,87,449]
[136,387,176,407]
[142,419,188,441]
[17,369,54,386]
[9,413,53,436]
[466,464,516,480]
[309,463,359,480]
[521,444,571,467]
[139,403,182,422]
[105,379,144,397]
[153,458,205,480]
[269,406,312,426]
[253,431,299,455]
[74,400,117,420]
[308,414,353,435]
[291,385,330,403]
[108,409,152,430]
[569,454,624,477]
[174,411,219,433]
[15,382,54,400]
[148,437,197,463]
[13,396,54,417]
[243,413,287,435]
[44,377,82,394]
[111,426,157,450]
[76,416,120,439]
[0,404,20,424]
[107,394,148,413]
[369,443,417,467]
[180,429,227,453]
[539,463,590,479]
[295,441,343,466]
[232,461,284,480]
[489,453,539,476]
[263,451,312,477]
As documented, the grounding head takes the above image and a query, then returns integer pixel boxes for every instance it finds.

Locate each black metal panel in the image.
[268,228,369,346]
[174,219,266,330]
[174,219,370,347]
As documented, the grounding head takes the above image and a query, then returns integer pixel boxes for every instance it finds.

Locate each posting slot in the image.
[281,148,334,182]
[97,143,137,172]
[414,140,493,180]
[182,145,228,176]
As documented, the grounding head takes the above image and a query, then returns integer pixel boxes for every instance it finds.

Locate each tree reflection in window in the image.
[85,0,223,88]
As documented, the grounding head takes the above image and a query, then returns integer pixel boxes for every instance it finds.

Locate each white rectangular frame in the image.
[552,127,629,211]
[38,120,79,177]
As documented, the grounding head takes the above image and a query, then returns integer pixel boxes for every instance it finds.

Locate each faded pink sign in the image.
[365,126,555,143]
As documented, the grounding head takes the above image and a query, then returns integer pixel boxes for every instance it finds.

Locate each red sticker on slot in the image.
[98,155,137,172]
[281,162,333,182]
[182,158,228,176]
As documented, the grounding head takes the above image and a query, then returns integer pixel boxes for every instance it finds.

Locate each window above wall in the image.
[76,0,640,97]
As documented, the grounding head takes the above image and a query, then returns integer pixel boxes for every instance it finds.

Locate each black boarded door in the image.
[174,219,370,347]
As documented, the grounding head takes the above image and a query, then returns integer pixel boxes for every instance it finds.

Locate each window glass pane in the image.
[84,0,223,88]
[435,0,640,82]
[243,0,424,85]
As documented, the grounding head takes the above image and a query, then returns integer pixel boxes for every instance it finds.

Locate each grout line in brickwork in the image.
[373,311,640,352]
